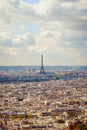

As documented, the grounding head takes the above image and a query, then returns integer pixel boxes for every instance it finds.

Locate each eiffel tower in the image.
[40,54,45,74]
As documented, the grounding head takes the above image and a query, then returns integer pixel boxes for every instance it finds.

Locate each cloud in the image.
[0,32,35,57]
[0,32,35,47]
[0,0,87,30]
[0,0,87,65]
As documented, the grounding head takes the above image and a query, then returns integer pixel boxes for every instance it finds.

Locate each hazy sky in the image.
[0,0,87,66]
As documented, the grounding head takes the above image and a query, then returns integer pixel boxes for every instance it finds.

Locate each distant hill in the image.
[79,66,87,70]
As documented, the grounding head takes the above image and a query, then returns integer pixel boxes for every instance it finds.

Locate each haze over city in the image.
[0,0,87,66]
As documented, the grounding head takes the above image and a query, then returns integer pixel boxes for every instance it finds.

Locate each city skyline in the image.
[0,0,87,66]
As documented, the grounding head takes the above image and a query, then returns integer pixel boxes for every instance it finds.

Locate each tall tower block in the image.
[40,54,45,74]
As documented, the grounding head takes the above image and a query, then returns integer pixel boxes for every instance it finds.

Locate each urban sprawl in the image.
[0,68,87,130]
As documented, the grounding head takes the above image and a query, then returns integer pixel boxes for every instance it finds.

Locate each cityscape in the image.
[0,0,87,130]
[0,55,87,130]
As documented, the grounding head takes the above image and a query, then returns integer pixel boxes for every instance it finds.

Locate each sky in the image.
[0,0,87,66]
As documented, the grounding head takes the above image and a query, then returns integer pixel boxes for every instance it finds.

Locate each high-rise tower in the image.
[40,54,45,74]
